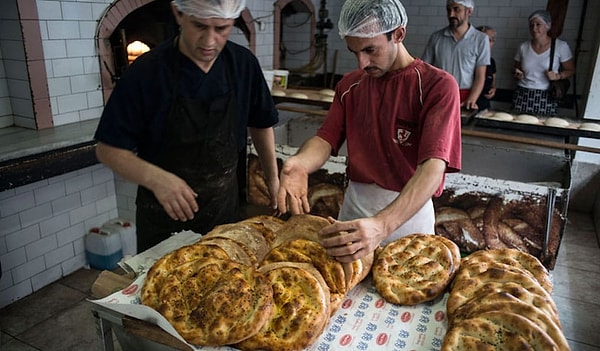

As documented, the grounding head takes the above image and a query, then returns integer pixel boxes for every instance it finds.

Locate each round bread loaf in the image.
[490,112,514,121]
[319,89,335,97]
[288,92,309,99]
[442,311,560,351]
[447,267,554,317]
[373,233,455,305]
[544,117,570,128]
[204,222,271,266]
[515,114,540,124]
[451,282,561,328]
[154,257,274,346]
[141,243,231,309]
[455,248,552,293]
[235,262,330,351]
[262,238,346,314]
[579,122,600,131]
[271,89,286,97]
[271,214,330,247]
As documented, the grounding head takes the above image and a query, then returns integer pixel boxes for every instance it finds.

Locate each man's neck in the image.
[450,22,470,41]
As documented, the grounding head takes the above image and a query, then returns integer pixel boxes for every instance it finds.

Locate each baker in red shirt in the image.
[277,0,462,263]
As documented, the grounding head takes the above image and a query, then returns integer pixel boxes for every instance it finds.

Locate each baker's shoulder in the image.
[417,60,457,83]
[224,41,257,62]
[333,69,365,97]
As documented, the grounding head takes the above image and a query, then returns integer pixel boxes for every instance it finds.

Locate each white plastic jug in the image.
[102,218,137,257]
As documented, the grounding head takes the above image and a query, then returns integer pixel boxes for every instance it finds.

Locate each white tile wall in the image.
[0,164,118,308]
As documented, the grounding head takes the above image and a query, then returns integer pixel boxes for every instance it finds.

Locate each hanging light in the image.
[127,40,150,63]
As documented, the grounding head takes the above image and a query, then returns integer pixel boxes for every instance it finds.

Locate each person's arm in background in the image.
[277,136,332,214]
[248,127,279,210]
[484,59,497,99]
[547,58,575,81]
[513,60,524,80]
[464,65,487,110]
[95,142,198,221]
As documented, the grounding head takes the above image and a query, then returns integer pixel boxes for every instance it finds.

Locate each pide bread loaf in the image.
[372,234,456,305]
[288,92,309,99]
[141,213,567,350]
[153,257,274,346]
[204,222,271,266]
[319,89,335,97]
[452,285,560,327]
[240,215,286,248]
[441,245,568,351]
[544,117,570,128]
[490,112,514,121]
[195,237,254,267]
[515,114,540,124]
[141,243,231,310]
[261,238,347,314]
[451,299,569,350]
[235,262,330,351]
[456,248,552,293]
[442,311,560,351]
[579,122,600,131]
[271,214,330,247]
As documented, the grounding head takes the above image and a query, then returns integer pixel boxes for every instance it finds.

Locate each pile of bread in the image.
[443,248,569,350]
[247,154,345,219]
[140,213,569,350]
[140,214,373,350]
[434,191,564,269]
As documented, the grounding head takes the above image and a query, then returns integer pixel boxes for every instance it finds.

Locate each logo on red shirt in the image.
[394,128,412,145]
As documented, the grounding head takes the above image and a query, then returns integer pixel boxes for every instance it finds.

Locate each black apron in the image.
[135,41,240,252]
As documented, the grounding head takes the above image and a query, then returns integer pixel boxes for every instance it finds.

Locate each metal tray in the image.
[473,110,600,139]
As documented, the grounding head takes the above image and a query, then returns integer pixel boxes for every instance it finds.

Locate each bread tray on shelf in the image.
[473,110,600,139]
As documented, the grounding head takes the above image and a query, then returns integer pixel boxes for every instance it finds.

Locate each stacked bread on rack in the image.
[140,214,372,350]
[433,191,564,269]
[247,154,345,219]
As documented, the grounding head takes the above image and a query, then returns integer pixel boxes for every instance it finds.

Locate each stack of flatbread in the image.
[140,214,373,350]
[372,233,461,306]
[442,248,570,350]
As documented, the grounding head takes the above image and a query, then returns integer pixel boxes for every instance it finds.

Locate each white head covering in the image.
[172,0,246,19]
[447,0,474,9]
[338,0,408,39]
[528,9,552,29]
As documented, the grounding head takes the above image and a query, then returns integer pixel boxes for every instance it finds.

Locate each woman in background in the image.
[512,9,575,116]
[476,25,496,111]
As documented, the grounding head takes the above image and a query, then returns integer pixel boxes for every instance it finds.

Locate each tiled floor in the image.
[0,210,599,351]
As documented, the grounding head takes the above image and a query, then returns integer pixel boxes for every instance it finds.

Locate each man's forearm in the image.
[374,158,446,236]
[249,127,278,181]
[95,142,164,191]
[293,136,333,174]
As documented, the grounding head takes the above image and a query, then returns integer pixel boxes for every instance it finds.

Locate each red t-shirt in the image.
[317,59,462,197]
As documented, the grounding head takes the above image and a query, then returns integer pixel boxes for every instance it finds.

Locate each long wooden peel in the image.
[275,104,600,154]
[276,105,328,116]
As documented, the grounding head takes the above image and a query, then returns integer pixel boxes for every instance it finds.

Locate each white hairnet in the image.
[172,0,246,19]
[528,9,552,26]
[447,0,474,9]
[338,0,408,39]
